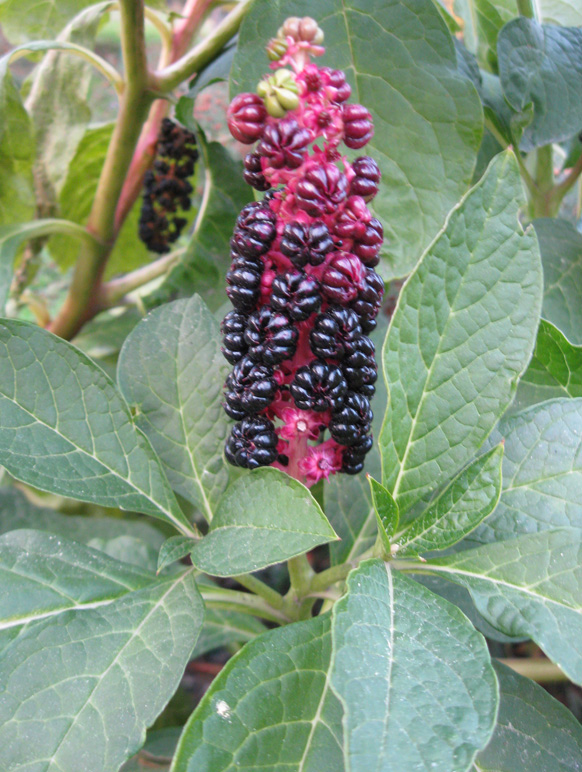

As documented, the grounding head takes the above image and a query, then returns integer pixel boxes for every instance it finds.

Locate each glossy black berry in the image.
[258,117,312,169]
[221,310,249,364]
[290,360,347,412]
[309,306,362,359]
[279,221,334,268]
[225,416,278,469]
[245,306,298,365]
[353,218,383,267]
[342,335,377,397]
[352,268,384,332]
[341,433,373,474]
[226,262,262,311]
[270,272,322,321]
[350,156,381,200]
[329,391,373,445]
[243,152,271,192]
[231,202,277,258]
[223,356,278,419]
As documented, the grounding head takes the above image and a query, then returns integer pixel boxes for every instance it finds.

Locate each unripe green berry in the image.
[267,37,288,61]
[257,70,299,117]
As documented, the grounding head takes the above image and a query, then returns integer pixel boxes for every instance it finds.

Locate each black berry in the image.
[329,391,373,445]
[279,221,334,268]
[243,152,271,192]
[270,272,322,321]
[223,356,278,419]
[221,310,249,364]
[244,306,298,364]
[225,416,278,469]
[309,306,362,359]
[290,360,347,412]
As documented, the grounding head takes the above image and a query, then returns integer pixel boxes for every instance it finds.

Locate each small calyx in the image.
[220,16,384,484]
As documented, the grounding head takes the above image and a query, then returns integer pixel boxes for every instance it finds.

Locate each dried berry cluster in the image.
[221,17,384,486]
[138,118,199,254]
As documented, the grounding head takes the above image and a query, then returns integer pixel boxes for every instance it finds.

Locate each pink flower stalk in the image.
[221,16,383,486]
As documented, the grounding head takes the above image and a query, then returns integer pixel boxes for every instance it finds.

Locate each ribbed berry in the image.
[225,415,278,468]
[290,360,347,412]
[343,104,374,149]
[322,67,351,103]
[353,218,383,267]
[227,93,267,144]
[352,268,384,331]
[221,310,249,364]
[280,221,334,267]
[309,306,362,359]
[350,156,380,200]
[341,433,373,474]
[321,253,365,305]
[342,335,377,397]
[329,391,373,445]
[231,202,277,258]
[226,262,262,311]
[245,306,298,364]
[223,356,278,419]
[258,117,312,169]
[334,196,370,241]
[295,163,348,216]
[243,152,271,191]
[270,272,322,320]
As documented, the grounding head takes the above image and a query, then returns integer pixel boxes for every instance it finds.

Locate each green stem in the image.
[516,0,536,17]
[200,588,291,624]
[484,117,538,197]
[310,561,352,593]
[530,144,558,217]
[234,573,286,610]
[98,249,183,308]
[549,152,582,211]
[288,553,315,597]
[154,0,253,92]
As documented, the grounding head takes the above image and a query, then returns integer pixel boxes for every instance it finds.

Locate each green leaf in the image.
[395,445,503,556]
[472,399,582,544]
[146,127,252,311]
[191,468,337,576]
[330,559,498,772]
[474,661,582,772]
[534,218,582,345]
[0,487,165,552]
[368,476,398,550]
[26,3,113,204]
[0,529,153,632]
[118,295,230,521]
[0,218,92,312]
[0,320,192,534]
[513,320,582,410]
[172,615,344,772]
[0,49,35,228]
[0,0,100,44]
[425,528,582,684]
[157,536,197,574]
[498,19,582,151]
[191,606,266,660]
[52,123,153,276]
[539,0,582,25]
[0,569,204,772]
[379,151,542,517]
[231,0,483,280]
[326,469,377,566]
[187,44,236,101]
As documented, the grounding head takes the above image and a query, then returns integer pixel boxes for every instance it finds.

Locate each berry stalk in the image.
[221,16,384,487]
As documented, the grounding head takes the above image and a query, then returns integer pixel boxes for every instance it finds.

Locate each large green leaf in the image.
[26,3,113,204]
[118,295,230,522]
[146,124,251,311]
[535,218,582,345]
[498,19,582,151]
[472,399,582,544]
[0,569,204,772]
[171,615,344,772]
[191,468,337,576]
[425,528,582,684]
[231,0,483,280]
[379,151,542,516]
[0,529,153,632]
[0,0,99,44]
[539,0,582,25]
[395,444,503,556]
[0,320,193,534]
[513,320,582,410]
[474,661,582,772]
[330,560,498,772]
[0,50,35,227]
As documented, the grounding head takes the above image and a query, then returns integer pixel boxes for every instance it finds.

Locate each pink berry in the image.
[227,93,267,144]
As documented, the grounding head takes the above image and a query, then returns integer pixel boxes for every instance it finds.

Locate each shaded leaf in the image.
[474,661,582,772]
[425,528,582,684]
[191,606,266,660]
[191,468,337,576]
[472,399,582,544]
[395,445,503,556]
[187,43,236,101]
[368,476,398,550]
[118,295,230,521]
[157,536,196,574]
[0,320,192,534]
[498,19,582,151]
[331,559,498,772]
[0,0,100,44]
[0,569,204,772]
[231,0,483,279]
[172,615,344,772]
[380,152,542,517]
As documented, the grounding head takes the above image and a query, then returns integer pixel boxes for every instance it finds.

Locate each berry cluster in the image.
[222,17,383,486]
[138,118,199,254]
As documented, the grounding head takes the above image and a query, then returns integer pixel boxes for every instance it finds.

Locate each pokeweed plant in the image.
[0,1,581,771]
